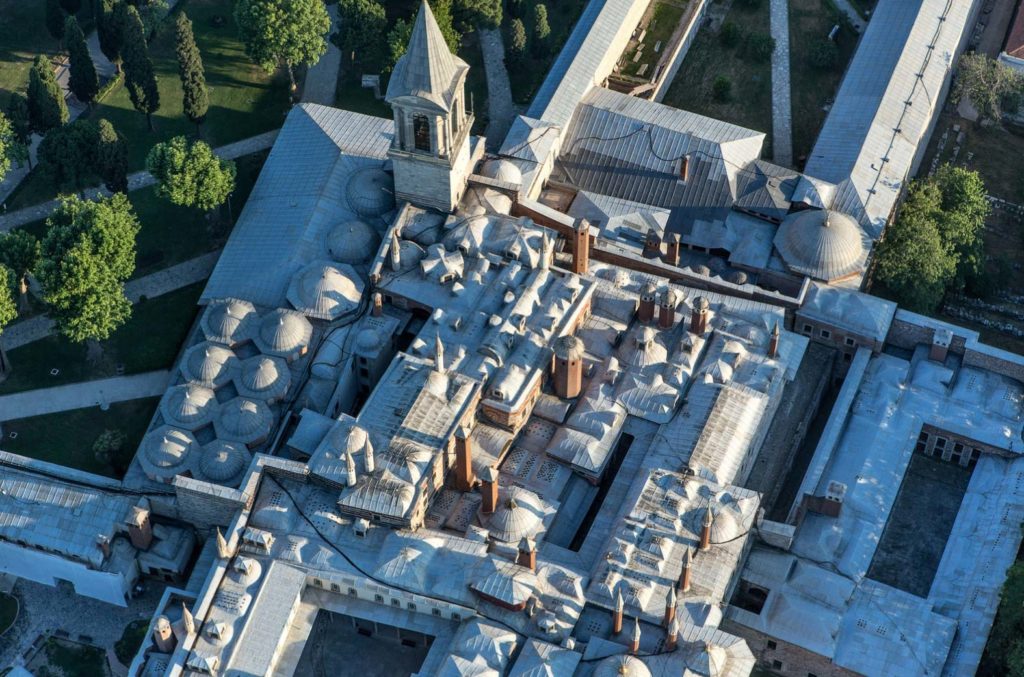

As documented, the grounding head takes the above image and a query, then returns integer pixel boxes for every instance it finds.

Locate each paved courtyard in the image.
[293,609,434,677]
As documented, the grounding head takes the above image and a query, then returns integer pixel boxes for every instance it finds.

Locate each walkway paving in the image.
[302,3,342,105]
[0,130,278,232]
[831,0,866,32]
[0,370,170,421]
[770,0,793,168]
[2,249,221,350]
[478,27,516,150]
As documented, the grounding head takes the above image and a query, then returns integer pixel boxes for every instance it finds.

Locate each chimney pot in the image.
[572,220,590,275]
[455,426,474,492]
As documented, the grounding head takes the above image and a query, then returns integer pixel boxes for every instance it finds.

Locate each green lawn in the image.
[86,0,291,171]
[0,281,204,396]
[505,0,589,105]
[28,638,112,677]
[789,0,858,166]
[661,0,774,157]
[114,619,150,666]
[621,1,688,79]
[0,0,68,110]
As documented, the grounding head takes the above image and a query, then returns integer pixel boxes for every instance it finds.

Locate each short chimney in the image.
[665,233,681,266]
[690,296,710,335]
[768,321,780,359]
[658,290,677,329]
[663,586,676,628]
[346,449,357,488]
[96,534,111,558]
[553,335,585,399]
[665,615,679,652]
[643,228,662,258]
[679,155,690,182]
[630,617,641,655]
[679,547,693,592]
[930,328,952,363]
[638,283,657,324]
[700,506,714,551]
[517,536,537,571]
[372,292,383,317]
[572,220,590,275]
[613,590,624,634]
[455,426,474,492]
[127,503,153,550]
[153,616,177,653]
[480,466,500,514]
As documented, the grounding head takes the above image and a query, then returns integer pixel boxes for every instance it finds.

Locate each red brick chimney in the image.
[700,507,714,551]
[679,547,693,592]
[768,321,780,359]
[516,536,537,571]
[643,228,662,258]
[127,503,153,550]
[665,615,679,652]
[630,617,641,654]
[690,297,709,335]
[638,283,657,324]
[679,155,690,182]
[572,220,590,275]
[372,292,383,317]
[665,233,681,266]
[658,290,676,329]
[454,426,474,492]
[553,335,585,399]
[613,589,624,634]
[96,534,111,558]
[663,586,676,627]
[480,466,500,514]
[930,328,952,363]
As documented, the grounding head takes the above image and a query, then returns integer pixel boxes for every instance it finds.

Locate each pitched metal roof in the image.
[385,0,468,111]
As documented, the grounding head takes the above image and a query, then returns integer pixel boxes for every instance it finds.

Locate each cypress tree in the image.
[533,3,550,49]
[27,55,70,134]
[5,94,32,170]
[96,118,128,193]
[45,0,66,43]
[65,16,99,106]
[175,12,209,133]
[97,0,125,73]
[121,4,160,130]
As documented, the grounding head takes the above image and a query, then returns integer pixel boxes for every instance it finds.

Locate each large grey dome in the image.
[346,167,395,217]
[326,219,381,264]
[774,209,865,282]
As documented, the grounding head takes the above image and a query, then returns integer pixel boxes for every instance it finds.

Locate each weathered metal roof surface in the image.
[385,0,468,111]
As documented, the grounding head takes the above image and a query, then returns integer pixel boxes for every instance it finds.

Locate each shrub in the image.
[712,75,732,102]
[809,40,839,70]
[719,21,742,48]
[743,32,776,63]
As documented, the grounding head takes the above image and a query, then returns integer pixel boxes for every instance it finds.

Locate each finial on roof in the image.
[346,449,357,488]
[389,229,402,272]
[616,589,624,612]
[703,506,714,526]
[384,0,464,111]
[631,616,641,642]
[434,331,445,374]
[215,527,230,559]
[182,602,195,636]
[683,546,693,568]
[667,585,676,607]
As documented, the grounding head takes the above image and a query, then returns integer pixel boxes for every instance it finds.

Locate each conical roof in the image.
[255,309,313,359]
[181,342,238,388]
[160,383,217,429]
[201,298,257,346]
[214,397,273,446]
[774,209,865,281]
[236,355,291,402]
[385,0,468,111]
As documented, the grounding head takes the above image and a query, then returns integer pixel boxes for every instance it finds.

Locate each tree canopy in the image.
[38,194,140,343]
[0,265,17,338]
[66,15,100,106]
[337,0,388,70]
[28,55,70,134]
[146,136,237,211]
[121,4,161,129]
[0,112,27,184]
[455,0,501,30]
[235,0,331,90]
[953,53,1024,123]
[96,118,129,193]
[45,0,66,43]
[96,0,126,69]
[0,230,41,300]
[175,12,209,129]
[37,118,99,191]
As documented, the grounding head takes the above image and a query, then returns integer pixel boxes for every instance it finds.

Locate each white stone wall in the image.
[0,540,133,607]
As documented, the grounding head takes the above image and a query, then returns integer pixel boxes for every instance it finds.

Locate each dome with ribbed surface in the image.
[594,656,651,677]
[214,397,274,446]
[481,159,523,185]
[326,219,381,264]
[161,384,217,429]
[236,355,291,402]
[554,335,585,361]
[201,298,257,346]
[287,261,364,321]
[774,209,865,282]
[346,167,396,217]
[255,309,313,360]
[139,426,197,481]
[199,440,251,482]
[181,342,238,389]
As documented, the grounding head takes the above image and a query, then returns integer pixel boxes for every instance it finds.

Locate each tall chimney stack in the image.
[638,283,657,324]
[690,296,710,335]
[516,536,537,571]
[679,155,690,182]
[700,507,714,551]
[127,502,153,550]
[679,547,693,593]
[663,586,676,628]
[630,617,641,655]
[658,289,677,329]
[480,466,500,514]
[455,426,474,492]
[572,220,590,275]
[665,615,679,652]
[613,590,625,634]
[372,292,383,317]
[552,335,585,399]
[643,228,662,259]
[768,321,780,358]
[665,233,681,266]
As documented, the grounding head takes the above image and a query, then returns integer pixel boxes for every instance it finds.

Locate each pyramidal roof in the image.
[385,0,468,111]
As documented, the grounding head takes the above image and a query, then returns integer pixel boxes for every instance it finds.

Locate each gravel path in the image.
[0,130,278,233]
[0,370,170,421]
[770,0,793,168]
[1,250,221,350]
[478,27,516,150]
[302,4,342,105]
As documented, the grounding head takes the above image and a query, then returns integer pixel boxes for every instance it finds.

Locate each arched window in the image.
[413,114,431,152]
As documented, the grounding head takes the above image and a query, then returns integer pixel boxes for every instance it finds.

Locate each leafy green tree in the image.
[743,32,775,63]
[121,4,161,130]
[385,18,413,75]
[0,264,17,341]
[37,119,99,190]
[455,0,501,29]
[93,428,126,465]
[932,164,989,290]
[509,18,527,59]
[5,95,32,170]
[712,75,732,102]
[135,0,170,39]
[0,230,41,309]
[38,194,140,343]
[97,0,126,72]
[66,16,100,106]
[46,0,66,43]
[175,12,209,133]
[28,55,70,133]
[235,0,331,92]
[953,53,1023,123]
[719,21,741,48]
[336,0,388,71]
[147,136,237,211]
[874,181,955,313]
[96,118,129,193]
[532,3,550,53]
[429,0,461,54]
[0,113,27,184]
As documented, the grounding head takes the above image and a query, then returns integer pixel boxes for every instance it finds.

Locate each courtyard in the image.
[294,609,435,677]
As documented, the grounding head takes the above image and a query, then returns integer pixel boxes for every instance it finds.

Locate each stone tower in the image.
[385,0,473,212]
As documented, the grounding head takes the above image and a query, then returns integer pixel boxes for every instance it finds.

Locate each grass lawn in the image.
[87,0,292,171]
[14,150,267,278]
[0,0,70,110]
[0,281,204,396]
[2,397,159,477]
[0,593,17,635]
[114,619,150,666]
[789,0,859,166]
[661,0,774,157]
[621,1,688,78]
[504,0,589,105]
[28,638,112,677]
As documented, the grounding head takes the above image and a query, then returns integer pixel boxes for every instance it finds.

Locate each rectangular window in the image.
[347,588,358,596]
[767,640,777,650]
[772,660,783,670]
[432,608,442,617]
[934,437,947,451]
[313,578,323,588]
[391,598,401,607]
[413,114,431,152]
[844,337,856,347]
[407,602,417,611]
[330,583,340,593]
[451,612,461,621]
[374,594,384,603]
[820,329,831,339]
[803,323,812,334]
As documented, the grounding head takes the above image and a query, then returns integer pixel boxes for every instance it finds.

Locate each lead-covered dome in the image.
[287,261,364,321]
[481,158,523,185]
[214,397,274,447]
[199,440,251,483]
[255,309,313,361]
[200,298,257,346]
[326,219,381,264]
[346,167,395,217]
[774,209,864,282]
[139,426,198,481]
[594,656,651,677]
[236,355,291,403]
[181,342,238,389]
[160,383,217,430]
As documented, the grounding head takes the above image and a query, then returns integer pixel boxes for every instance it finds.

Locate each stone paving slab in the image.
[479,27,516,150]
[302,4,342,105]
[770,0,793,168]
[0,370,170,422]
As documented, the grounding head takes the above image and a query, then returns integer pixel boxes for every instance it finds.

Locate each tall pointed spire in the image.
[215,527,231,559]
[385,0,465,111]
[182,603,195,636]
[434,331,445,374]
[390,229,402,272]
